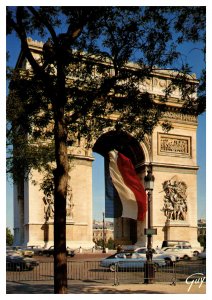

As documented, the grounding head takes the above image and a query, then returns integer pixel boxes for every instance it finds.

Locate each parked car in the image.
[6,255,39,271]
[66,247,75,257]
[134,247,180,266]
[27,245,44,256]
[161,240,202,256]
[160,247,194,260]
[6,246,23,257]
[161,240,191,248]
[19,247,34,257]
[173,245,202,256]
[42,246,75,257]
[198,250,206,260]
[8,246,34,257]
[42,246,54,256]
[100,252,166,272]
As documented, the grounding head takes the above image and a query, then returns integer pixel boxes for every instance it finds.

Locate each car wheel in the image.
[193,251,199,256]
[164,258,173,266]
[15,264,21,271]
[38,251,43,256]
[183,255,190,260]
[109,264,116,272]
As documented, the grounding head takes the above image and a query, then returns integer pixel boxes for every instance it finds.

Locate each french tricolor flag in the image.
[105,150,147,221]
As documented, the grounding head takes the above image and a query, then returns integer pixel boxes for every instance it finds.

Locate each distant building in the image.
[197,218,206,248]
[93,220,114,243]
[197,218,206,236]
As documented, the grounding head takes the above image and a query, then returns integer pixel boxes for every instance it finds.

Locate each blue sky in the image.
[5,8,206,230]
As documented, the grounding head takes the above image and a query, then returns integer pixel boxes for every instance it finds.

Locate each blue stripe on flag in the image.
[105,157,122,218]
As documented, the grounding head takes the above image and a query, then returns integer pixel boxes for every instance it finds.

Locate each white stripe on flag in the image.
[109,150,138,220]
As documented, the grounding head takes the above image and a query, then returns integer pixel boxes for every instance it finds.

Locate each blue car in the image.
[100,252,166,272]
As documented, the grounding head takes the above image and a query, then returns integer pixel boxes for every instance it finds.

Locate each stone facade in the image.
[14,155,95,249]
[13,38,200,249]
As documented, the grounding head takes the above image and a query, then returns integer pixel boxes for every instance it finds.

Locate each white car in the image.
[134,247,180,265]
[160,247,194,260]
[161,240,202,256]
[173,245,202,256]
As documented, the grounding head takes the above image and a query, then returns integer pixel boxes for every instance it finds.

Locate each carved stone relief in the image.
[144,134,152,154]
[161,176,188,221]
[66,187,74,220]
[43,184,74,222]
[43,194,54,222]
[158,133,191,157]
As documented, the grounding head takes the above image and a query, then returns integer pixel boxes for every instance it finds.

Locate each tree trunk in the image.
[53,113,68,293]
[53,89,69,293]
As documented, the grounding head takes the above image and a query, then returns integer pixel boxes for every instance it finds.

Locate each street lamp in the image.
[102,212,106,253]
[144,166,156,284]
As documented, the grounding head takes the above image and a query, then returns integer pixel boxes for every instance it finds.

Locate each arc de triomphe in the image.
[13,38,200,248]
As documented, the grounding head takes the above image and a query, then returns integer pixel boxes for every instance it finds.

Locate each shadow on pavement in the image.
[6,282,166,294]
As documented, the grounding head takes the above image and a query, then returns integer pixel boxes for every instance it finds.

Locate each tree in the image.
[6,6,205,293]
[198,234,206,249]
[6,227,14,246]
[107,237,115,250]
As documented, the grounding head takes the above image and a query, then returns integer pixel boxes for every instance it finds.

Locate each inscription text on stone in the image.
[158,133,191,157]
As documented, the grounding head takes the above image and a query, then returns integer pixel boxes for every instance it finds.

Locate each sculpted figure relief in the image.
[66,187,74,220]
[43,185,74,222]
[43,194,54,221]
[161,178,188,221]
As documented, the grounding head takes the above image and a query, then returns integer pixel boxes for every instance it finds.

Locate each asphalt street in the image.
[6,252,206,294]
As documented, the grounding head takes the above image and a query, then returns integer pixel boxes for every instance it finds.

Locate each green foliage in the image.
[107,237,115,250]
[6,227,14,246]
[198,234,206,248]
[7,8,206,171]
[94,238,115,250]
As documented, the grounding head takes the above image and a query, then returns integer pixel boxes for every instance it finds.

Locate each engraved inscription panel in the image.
[158,133,191,157]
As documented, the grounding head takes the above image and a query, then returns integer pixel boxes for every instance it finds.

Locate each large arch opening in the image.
[93,130,145,170]
[93,130,146,246]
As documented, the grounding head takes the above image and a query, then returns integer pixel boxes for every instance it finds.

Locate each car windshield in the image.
[136,249,146,254]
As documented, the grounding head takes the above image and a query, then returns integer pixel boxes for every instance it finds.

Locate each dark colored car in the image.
[66,247,75,257]
[42,246,75,257]
[6,255,39,271]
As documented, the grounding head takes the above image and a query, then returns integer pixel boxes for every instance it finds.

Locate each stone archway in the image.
[12,37,200,248]
[93,129,147,246]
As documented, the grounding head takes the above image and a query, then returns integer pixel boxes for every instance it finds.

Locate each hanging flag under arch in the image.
[105,150,147,221]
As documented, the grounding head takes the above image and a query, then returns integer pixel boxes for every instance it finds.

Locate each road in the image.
[6,252,206,285]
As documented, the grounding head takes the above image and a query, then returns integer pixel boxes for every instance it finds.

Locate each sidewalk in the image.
[6,281,206,294]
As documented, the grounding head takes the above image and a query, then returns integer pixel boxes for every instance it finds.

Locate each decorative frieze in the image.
[162,111,197,124]
[158,133,191,157]
[143,134,152,154]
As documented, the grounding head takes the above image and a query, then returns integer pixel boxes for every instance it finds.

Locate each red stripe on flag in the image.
[117,152,147,221]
